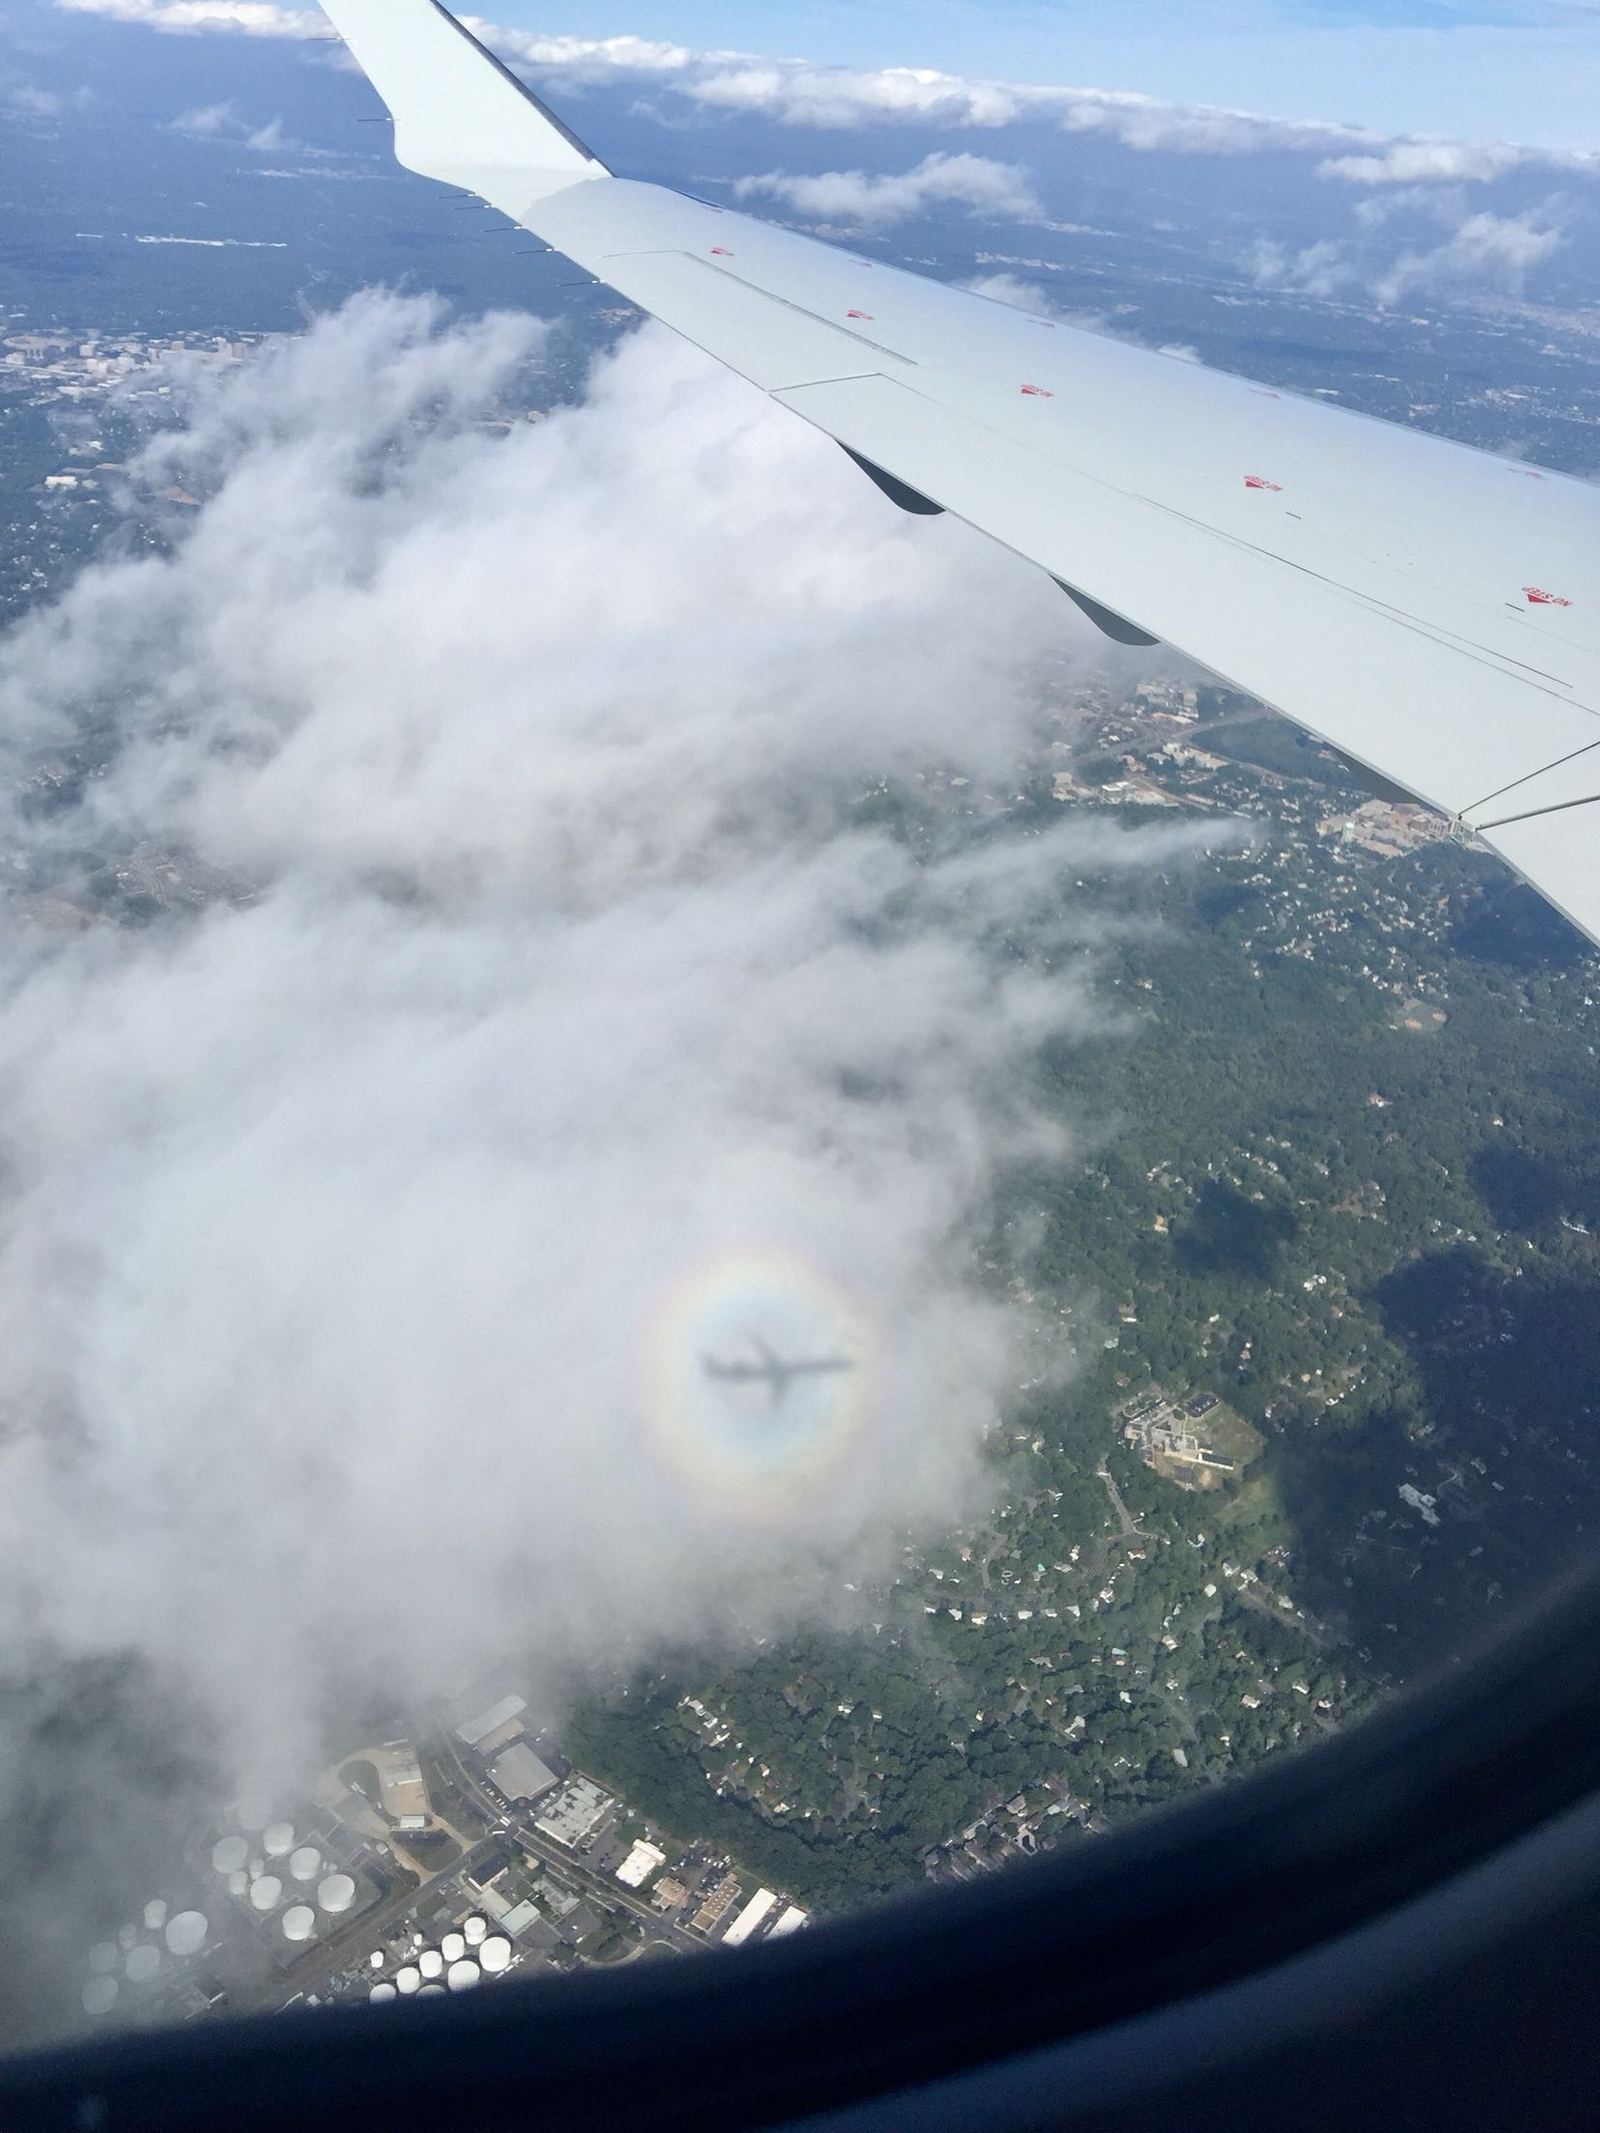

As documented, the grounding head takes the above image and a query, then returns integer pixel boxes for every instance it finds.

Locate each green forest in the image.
[566,741,1600,1919]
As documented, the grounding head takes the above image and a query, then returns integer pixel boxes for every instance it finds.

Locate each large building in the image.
[373,1742,435,1831]
[534,1778,612,1849]
[722,1888,779,1948]
[487,1742,559,1805]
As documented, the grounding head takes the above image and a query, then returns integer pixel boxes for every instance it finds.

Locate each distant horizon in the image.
[22,0,1600,153]
[477,0,1600,151]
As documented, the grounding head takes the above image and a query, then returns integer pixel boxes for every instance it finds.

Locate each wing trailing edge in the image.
[320,0,1600,953]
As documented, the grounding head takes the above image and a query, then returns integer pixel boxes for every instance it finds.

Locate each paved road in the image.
[512,1822,706,1956]
[1097,1465,1142,1538]
[438,1727,708,1957]
[1234,1576,1329,1649]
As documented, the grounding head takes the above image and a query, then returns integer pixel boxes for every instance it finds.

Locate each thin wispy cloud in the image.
[1,67,93,117]
[1247,234,1362,298]
[168,98,293,150]
[1246,197,1568,303]
[963,272,1203,361]
[1373,201,1567,299]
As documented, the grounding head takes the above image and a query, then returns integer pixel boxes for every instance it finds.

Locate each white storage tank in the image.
[318,1873,356,1916]
[82,1975,119,2019]
[164,1912,208,1957]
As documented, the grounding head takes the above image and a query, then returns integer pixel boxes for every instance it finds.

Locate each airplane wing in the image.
[321,0,1600,950]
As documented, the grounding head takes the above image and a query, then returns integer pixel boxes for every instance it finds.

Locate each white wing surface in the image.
[322,0,1600,949]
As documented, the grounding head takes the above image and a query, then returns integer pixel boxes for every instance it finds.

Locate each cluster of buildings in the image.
[923,1778,1103,1886]
[3,327,260,399]
[1119,1387,1236,1480]
[76,1679,811,2037]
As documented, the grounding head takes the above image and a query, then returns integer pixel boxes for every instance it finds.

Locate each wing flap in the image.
[1478,804,1600,947]
[774,371,1600,824]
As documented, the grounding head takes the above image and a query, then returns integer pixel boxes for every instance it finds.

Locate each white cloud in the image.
[462,23,701,81]
[963,270,1059,315]
[732,152,1041,228]
[1051,87,1360,158]
[1373,205,1566,302]
[0,294,1220,2021]
[52,0,1595,183]
[1318,140,1539,185]
[57,0,322,32]
[684,58,1041,131]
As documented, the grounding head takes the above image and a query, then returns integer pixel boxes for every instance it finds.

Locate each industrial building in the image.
[722,1888,779,1948]
[534,1778,612,1849]
[372,1742,435,1830]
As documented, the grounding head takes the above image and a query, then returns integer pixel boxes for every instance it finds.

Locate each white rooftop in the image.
[615,1840,666,1890]
[722,1888,779,1949]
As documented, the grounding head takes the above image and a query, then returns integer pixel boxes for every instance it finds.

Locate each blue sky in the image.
[486,0,1600,147]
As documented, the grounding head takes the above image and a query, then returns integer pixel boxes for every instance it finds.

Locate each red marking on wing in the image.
[711,246,734,256]
[1244,474,1284,491]
[1020,383,1054,398]
[1514,468,1546,480]
[846,309,874,320]
[1525,586,1573,607]
[1250,388,1281,399]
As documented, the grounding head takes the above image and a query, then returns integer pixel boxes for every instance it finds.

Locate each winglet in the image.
[318,0,608,217]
